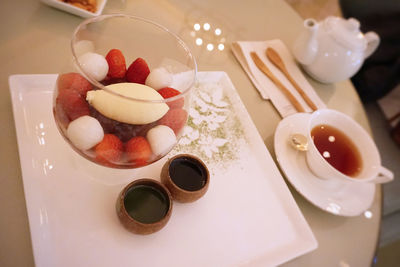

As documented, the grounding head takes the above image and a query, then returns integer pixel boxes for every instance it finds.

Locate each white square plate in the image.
[9,72,317,267]
[41,0,107,18]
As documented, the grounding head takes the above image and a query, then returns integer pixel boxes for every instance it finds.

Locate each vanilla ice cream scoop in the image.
[86,83,169,125]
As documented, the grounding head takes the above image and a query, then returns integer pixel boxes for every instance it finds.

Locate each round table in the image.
[0,0,380,266]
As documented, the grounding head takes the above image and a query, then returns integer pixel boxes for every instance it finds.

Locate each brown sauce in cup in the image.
[169,157,207,191]
[124,184,169,224]
[311,124,362,177]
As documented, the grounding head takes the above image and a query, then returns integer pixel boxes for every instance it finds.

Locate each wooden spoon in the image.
[266,47,318,111]
[250,52,305,113]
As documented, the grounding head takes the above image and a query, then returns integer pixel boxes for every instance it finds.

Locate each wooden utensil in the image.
[250,52,305,113]
[266,47,318,111]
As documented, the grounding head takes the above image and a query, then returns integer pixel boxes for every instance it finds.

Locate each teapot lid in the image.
[323,16,367,50]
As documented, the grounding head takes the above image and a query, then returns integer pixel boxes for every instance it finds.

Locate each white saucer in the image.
[274,113,375,217]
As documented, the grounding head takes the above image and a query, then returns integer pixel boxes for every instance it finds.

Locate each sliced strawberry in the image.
[125,136,152,167]
[105,49,126,79]
[54,99,71,129]
[57,72,92,97]
[158,108,188,135]
[95,134,123,165]
[126,58,150,84]
[56,89,90,121]
[157,87,184,109]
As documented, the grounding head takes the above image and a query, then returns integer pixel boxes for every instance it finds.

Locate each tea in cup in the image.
[305,109,393,183]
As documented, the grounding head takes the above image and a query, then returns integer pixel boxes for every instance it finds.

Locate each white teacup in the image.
[305,109,393,183]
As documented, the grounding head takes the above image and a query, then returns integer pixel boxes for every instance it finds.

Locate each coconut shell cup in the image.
[161,154,210,203]
[116,178,173,235]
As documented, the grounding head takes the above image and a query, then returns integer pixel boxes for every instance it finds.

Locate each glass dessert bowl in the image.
[53,14,197,168]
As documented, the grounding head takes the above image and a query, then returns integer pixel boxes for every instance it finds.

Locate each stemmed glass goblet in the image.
[53,14,197,169]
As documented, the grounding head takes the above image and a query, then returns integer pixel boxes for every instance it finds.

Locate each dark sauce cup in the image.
[116,178,173,235]
[161,154,210,203]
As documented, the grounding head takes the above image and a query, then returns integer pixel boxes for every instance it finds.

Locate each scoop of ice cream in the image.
[145,67,173,90]
[86,83,169,125]
[78,52,108,81]
[146,125,177,156]
[67,115,104,150]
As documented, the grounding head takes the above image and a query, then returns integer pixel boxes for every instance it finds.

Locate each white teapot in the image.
[292,16,380,83]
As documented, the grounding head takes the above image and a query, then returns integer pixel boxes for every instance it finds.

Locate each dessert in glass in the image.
[53,14,197,168]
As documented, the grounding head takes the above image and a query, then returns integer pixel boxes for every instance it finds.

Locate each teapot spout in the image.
[292,18,319,65]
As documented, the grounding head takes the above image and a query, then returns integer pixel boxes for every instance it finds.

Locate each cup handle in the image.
[372,166,394,183]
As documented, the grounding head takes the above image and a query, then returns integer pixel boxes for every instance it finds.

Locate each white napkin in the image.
[378,84,400,127]
[232,39,326,117]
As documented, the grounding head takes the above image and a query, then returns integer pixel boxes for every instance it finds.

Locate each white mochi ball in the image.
[67,115,104,150]
[145,67,173,90]
[146,125,177,156]
[74,40,95,57]
[78,52,108,81]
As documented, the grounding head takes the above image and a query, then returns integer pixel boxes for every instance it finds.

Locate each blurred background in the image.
[285,0,400,266]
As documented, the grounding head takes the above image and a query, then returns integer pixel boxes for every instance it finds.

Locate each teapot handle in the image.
[364,32,380,59]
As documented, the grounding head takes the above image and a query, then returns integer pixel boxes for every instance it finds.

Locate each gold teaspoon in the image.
[289,133,308,151]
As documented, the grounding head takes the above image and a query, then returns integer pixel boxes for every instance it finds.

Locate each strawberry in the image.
[157,87,184,109]
[105,49,126,79]
[57,72,92,97]
[158,108,188,134]
[125,136,152,167]
[95,134,123,165]
[54,98,70,129]
[126,58,150,84]
[56,89,90,121]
